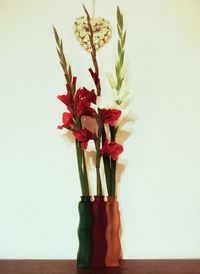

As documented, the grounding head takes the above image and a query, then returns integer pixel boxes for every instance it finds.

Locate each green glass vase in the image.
[77,196,93,268]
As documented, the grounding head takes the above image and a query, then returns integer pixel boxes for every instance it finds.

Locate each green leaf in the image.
[60,61,66,73]
[56,48,61,58]
[68,65,72,83]
[65,74,70,84]
[117,6,123,29]
[117,24,122,37]
[118,40,121,56]
[120,14,124,29]
[122,31,126,47]
[53,26,60,46]
[107,73,117,89]
[120,49,125,66]
[60,39,63,51]
[64,55,68,67]
[115,61,120,79]
[117,6,121,24]
[60,51,66,66]
[117,78,123,91]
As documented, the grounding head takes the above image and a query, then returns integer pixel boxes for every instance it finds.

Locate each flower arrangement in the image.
[53,3,130,268]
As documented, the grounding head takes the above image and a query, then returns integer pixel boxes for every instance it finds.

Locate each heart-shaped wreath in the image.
[74,16,112,52]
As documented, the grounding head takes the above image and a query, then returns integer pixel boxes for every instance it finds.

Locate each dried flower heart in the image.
[74,16,112,52]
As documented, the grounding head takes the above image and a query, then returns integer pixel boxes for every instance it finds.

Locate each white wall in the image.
[0,0,200,259]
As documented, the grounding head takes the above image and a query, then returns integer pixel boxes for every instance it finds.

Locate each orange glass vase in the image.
[105,196,121,267]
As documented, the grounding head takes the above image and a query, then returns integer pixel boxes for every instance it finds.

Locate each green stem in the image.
[111,159,116,196]
[76,140,89,196]
[83,151,90,196]
[95,140,103,196]
[96,164,102,196]
[110,125,117,197]
[102,127,112,196]
[75,119,90,196]
[76,140,84,195]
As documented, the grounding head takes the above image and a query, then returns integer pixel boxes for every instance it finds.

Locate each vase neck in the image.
[93,195,105,202]
[80,196,91,202]
[107,196,118,202]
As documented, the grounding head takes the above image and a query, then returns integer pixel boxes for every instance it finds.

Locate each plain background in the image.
[0,0,200,259]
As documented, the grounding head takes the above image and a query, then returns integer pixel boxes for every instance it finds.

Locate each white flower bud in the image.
[107,73,117,89]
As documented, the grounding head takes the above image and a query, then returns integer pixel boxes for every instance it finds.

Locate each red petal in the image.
[100,139,123,160]
[73,128,94,142]
[57,90,73,113]
[99,109,121,126]
[57,112,74,130]
[81,141,88,150]
[57,125,64,130]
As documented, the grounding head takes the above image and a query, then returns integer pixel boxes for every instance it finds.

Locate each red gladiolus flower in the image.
[76,103,96,118]
[57,112,74,130]
[99,108,121,126]
[75,87,97,117]
[100,139,123,160]
[73,128,95,150]
[57,84,73,113]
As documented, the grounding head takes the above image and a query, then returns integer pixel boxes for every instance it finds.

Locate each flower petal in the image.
[99,108,121,126]
[100,139,123,160]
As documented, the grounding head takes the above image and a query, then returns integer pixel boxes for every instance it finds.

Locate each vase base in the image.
[77,263,90,268]
[92,264,105,267]
[105,262,120,267]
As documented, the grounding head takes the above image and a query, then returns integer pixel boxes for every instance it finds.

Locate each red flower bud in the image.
[72,76,77,87]
[89,68,99,86]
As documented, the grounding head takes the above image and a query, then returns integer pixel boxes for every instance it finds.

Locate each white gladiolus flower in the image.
[116,89,129,106]
[96,87,130,125]
[106,73,129,106]
[96,88,118,109]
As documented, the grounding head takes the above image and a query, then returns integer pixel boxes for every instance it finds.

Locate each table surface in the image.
[0,260,200,274]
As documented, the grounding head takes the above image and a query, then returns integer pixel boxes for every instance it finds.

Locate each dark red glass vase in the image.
[91,196,107,267]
